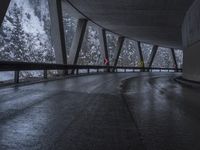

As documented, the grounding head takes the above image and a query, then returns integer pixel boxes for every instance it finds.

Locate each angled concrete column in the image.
[137,41,145,68]
[99,28,110,66]
[48,0,67,65]
[182,0,200,81]
[113,37,125,71]
[68,19,88,65]
[171,48,178,70]
[148,45,158,68]
[0,1,11,26]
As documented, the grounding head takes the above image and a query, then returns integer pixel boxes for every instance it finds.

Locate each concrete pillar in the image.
[48,0,67,64]
[68,19,88,65]
[0,1,11,26]
[113,37,125,71]
[99,28,110,66]
[148,45,158,68]
[182,0,200,81]
[171,48,178,70]
[137,41,145,68]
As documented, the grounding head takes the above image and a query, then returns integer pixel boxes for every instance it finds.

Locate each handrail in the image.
[0,61,182,71]
[0,61,182,84]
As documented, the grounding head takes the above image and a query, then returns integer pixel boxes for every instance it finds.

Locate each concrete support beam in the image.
[113,37,125,71]
[137,41,145,68]
[148,45,158,68]
[99,28,110,66]
[171,48,178,70]
[48,0,67,65]
[0,1,11,26]
[68,19,88,65]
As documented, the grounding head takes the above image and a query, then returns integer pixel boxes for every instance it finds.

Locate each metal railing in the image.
[0,61,182,84]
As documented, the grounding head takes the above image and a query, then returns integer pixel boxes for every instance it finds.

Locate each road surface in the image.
[0,73,200,150]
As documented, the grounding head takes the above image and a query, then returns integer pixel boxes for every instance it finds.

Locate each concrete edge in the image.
[175,76,200,88]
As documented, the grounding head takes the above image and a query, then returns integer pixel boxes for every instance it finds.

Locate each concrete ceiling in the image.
[63,0,194,49]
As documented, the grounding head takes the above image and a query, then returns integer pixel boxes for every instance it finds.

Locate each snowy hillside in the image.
[0,0,54,63]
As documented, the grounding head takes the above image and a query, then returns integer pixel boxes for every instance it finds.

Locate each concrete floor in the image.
[0,73,200,150]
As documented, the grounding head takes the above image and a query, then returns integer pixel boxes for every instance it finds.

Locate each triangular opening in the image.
[140,43,153,67]
[0,0,55,63]
[174,49,183,69]
[152,47,174,68]
[62,7,78,62]
[77,23,103,65]
[118,39,140,67]
[0,0,55,80]
[106,31,118,66]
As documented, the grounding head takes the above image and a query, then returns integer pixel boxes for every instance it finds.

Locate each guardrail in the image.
[0,61,182,84]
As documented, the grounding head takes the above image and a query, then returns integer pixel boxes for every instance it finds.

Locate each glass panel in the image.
[78,24,103,65]
[62,8,78,61]
[0,72,14,82]
[19,71,43,80]
[106,31,118,66]
[152,47,174,68]
[174,49,183,68]
[118,39,140,67]
[0,0,55,63]
[48,70,59,77]
[141,43,153,67]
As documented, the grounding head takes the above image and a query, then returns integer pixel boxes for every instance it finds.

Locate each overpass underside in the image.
[0,0,200,150]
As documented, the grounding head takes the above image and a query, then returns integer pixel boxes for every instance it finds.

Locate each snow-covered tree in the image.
[78,25,103,65]
[8,3,29,61]
[0,0,56,79]
[118,39,140,67]
[152,47,174,68]
[106,32,118,66]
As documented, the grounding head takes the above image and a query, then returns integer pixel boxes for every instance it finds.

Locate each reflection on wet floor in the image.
[0,73,200,150]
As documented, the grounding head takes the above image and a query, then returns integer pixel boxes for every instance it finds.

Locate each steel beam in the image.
[137,41,145,69]
[99,28,110,66]
[0,1,11,26]
[48,0,67,65]
[113,37,125,71]
[68,19,88,65]
[171,48,178,70]
[148,45,158,68]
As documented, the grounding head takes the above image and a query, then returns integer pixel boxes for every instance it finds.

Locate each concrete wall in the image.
[182,0,200,81]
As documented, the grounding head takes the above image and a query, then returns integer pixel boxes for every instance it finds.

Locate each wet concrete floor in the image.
[0,73,200,150]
